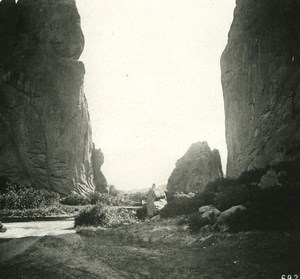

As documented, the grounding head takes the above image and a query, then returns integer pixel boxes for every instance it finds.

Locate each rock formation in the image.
[146,184,167,217]
[221,0,300,177]
[0,0,106,194]
[92,145,108,193]
[167,142,223,193]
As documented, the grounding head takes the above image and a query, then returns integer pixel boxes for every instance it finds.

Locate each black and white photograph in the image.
[0,0,299,278]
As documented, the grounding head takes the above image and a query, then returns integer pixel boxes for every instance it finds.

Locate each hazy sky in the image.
[76,0,236,191]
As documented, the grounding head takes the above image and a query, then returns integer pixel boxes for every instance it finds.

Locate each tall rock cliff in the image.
[167,142,223,193]
[221,0,300,177]
[0,0,106,194]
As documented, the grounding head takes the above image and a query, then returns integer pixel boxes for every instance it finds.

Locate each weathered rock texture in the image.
[147,184,167,217]
[258,168,281,189]
[221,0,300,177]
[0,0,105,194]
[167,142,223,193]
[92,145,107,193]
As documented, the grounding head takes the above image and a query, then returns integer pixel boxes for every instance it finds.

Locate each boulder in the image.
[0,0,106,194]
[217,205,246,232]
[146,184,167,217]
[167,142,223,193]
[221,0,300,177]
[198,205,220,223]
[258,168,281,189]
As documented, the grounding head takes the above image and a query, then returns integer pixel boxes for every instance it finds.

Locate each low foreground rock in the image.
[217,205,246,232]
[198,205,220,223]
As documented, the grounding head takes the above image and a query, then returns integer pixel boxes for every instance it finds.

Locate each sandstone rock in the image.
[167,142,223,193]
[217,205,246,232]
[146,184,167,217]
[198,205,220,223]
[0,0,106,194]
[91,145,107,193]
[221,0,300,177]
[258,168,281,189]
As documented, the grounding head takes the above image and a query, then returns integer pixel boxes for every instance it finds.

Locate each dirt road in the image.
[1,221,300,278]
[0,219,75,238]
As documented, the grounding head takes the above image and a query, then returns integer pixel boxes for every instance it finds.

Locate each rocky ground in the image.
[0,219,299,279]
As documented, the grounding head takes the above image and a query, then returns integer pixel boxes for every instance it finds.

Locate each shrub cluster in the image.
[0,204,82,219]
[162,160,300,232]
[187,212,212,232]
[60,193,90,206]
[136,206,147,220]
[160,191,215,218]
[225,187,300,232]
[60,191,146,207]
[0,178,59,210]
[74,204,138,228]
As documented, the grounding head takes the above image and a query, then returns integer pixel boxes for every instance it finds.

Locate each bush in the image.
[188,212,211,232]
[87,192,102,205]
[136,206,147,220]
[161,190,215,218]
[161,159,300,233]
[0,179,59,210]
[60,193,90,206]
[74,205,138,228]
[74,205,108,227]
[105,208,137,227]
[0,204,82,219]
[0,221,7,233]
[213,184,260,211]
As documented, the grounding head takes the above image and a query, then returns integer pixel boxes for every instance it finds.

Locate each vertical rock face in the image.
[221,0,300,177]
[0,0,105,194]
[167,142,223,193]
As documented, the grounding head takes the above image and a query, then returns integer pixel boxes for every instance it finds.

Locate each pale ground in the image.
[0,219,75,238]
[0,220,300,278]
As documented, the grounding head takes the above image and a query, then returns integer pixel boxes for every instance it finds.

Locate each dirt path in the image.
[1,221,300,278]
[0,219,75,238]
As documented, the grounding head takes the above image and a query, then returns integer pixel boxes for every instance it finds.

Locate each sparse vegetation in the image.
[0,178,59,210]
[161,160,300,233]
[60,193,90,206]
[136,206,147,220]
[74,204,138,228]
[187,212,211,232]
[161,190,215,218]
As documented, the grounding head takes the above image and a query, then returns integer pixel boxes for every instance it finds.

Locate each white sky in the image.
[76,0,236,191]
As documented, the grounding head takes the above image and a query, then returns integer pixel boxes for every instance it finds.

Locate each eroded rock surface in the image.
[167,142,223,193]
[147,184,167,217]
[221,0,300,177]
[92,145,107,193]
[258,168,281,189]
[0,0,105,194]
